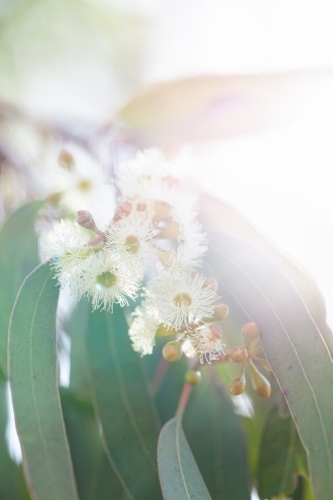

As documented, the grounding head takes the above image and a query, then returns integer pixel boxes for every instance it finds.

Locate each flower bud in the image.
[162,341,182,362]
[248,359,271,398]
[76,210,103,236]
[185,370,202,386]
[231,346,248,363]
[58,149,74,169]
[203,277,219,292]
[213,303,229,320]
[241,322,260,350]
[229,374,246,395]
[113,201,133,222]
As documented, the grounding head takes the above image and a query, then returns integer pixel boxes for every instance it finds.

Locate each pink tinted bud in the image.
[113,201,133,222]
[76,210,103,236]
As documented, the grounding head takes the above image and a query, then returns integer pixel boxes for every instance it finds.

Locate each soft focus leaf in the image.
[66,298,91,399]
[118,71,333,145]
[86,306,162,500]
[207,232,333,500]
[257,404,308,499]
[8,263,78,500]
[0,201,43,376]
[183,371,251,500]
[200,193,331,343]
[61,389,131,500]
[158,416,212,500]
[0,372,30,499]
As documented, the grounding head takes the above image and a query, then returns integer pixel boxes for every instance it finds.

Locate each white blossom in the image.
[56,144,114,217]
[77,251,139,311]
[185,325,225,364]
[39,219,90,288]
[152,273,218,330]
[117,148,167,199]
[128,302,160,356]
[105,213,157,275]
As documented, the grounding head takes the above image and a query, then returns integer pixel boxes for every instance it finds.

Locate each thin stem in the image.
[150,357,170,398]
[86,235,104,246]
[175,383,193,419]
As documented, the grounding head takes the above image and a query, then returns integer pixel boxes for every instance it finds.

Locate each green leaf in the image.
[257,404,308,499]
[207,232,333,500]
[66,298,91,399]
[8,263,79,500]
[183,371,251,500]
[157,416,212,500]
[0,372,30,499]
[86,306,162,500]
[61,389,131,500]
[0,201,43,376]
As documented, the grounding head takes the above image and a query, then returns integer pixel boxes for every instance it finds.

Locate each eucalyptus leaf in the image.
[66,298,91,399]
[61,389,131,500]
[157,416,212,500]
[86,306,162,500]
[257,404,308,499]
[200,193,330,341]
[207,232,333,500]
[8,263,78,500]
[0,201,43,376]
[183,371,251,500]
[118,72,330,145]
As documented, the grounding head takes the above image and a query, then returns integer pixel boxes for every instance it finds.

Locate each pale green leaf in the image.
[207,232,333,500]
[183,372,251,500]
[0,201,43,376]
[8,263,78,500]
[86,306,162,500]
[158,416,212,500]
[257,404,308,499]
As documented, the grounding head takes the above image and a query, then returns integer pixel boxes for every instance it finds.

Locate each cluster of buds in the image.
[229,322,274,398]
[40,147,229,364]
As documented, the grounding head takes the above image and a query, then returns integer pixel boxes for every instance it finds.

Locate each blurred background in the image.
[1,0,333,326]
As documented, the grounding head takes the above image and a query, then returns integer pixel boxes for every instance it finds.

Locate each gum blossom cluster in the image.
[40,148,227,363]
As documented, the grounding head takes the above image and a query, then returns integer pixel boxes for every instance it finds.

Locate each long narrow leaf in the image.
[0,201,43,376]
[8,263,78,500]
[61,389,131,500]
[183,372,251,500]
[257,404,308,499]
[86,307,162,500]
[158,416,212,500]
[207,232,333,500]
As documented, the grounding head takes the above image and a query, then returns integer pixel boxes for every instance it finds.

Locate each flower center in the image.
[173,293,192,308]
[96,271,117,289]
[136,202,147,212]
[125,235,140,254]
[77,178,93,192]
